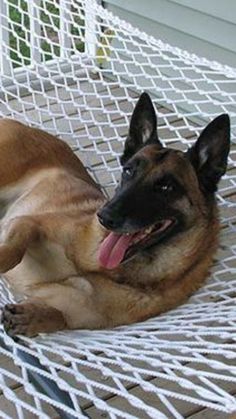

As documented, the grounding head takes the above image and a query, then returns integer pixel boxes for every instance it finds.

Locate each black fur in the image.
[187,114,230,193]
[120,92,162,165]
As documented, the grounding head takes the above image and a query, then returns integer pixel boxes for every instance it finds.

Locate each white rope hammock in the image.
[0,1,236,417]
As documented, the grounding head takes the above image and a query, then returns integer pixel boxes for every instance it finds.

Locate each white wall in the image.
[104,0,236,67]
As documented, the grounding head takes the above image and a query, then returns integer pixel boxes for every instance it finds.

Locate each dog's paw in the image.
[1,303,35,337]
[1,303,66,337]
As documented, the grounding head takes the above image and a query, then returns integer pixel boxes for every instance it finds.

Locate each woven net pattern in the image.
[0,1,236,417]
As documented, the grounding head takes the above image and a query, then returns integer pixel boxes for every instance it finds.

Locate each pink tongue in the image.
[98,232,134,270]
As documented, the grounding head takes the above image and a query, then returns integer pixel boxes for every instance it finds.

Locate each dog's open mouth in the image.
[98,219,175,270]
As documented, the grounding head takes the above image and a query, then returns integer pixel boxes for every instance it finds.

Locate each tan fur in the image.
[0,119,219,336]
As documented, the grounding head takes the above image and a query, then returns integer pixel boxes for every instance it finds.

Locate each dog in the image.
[0,92,230,337]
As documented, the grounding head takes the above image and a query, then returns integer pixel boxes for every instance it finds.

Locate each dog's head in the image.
[98,92,230,269]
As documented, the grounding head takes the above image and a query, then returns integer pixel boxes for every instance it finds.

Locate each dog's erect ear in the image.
[187,114,230,192]
[120,92,163,165]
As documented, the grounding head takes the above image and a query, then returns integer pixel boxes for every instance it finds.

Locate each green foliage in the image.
[8,0,84,68]
[9,0,30,67]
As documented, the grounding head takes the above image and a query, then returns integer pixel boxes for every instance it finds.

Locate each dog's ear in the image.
[187,114,230,192]
[120,92,163,165]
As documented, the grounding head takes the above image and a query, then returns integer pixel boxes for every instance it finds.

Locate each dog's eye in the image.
[154,182,174,193]
[123,166,134,179]
[162,184,173,192]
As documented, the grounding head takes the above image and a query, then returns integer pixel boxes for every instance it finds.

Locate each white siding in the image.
[104,0,236,67]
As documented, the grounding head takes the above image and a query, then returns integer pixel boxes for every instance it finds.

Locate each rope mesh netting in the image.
[0,0,236,417]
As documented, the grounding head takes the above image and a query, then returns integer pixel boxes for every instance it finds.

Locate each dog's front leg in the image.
[1,276,101,337]
[2,270,197,337]
[2,275,163,336]
[0,216,39,273]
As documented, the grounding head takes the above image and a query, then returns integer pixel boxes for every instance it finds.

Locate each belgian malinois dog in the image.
[0,93,230,337]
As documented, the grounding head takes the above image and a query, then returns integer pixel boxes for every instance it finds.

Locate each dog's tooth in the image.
[145,227,152,235]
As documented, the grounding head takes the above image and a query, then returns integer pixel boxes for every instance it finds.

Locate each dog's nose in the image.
[97,208,121,230]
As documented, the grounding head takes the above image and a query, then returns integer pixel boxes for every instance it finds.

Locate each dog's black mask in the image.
[97,92,230,269]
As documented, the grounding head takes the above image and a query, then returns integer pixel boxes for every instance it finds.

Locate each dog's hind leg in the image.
[0,216,39,273]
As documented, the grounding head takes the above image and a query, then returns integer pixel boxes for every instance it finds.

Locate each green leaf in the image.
[96,29,115,67]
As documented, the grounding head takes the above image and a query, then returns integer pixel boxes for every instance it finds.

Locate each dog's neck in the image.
[113,213,219,290]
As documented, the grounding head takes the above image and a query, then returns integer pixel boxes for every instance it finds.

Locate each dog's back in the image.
[0,119,97,186]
